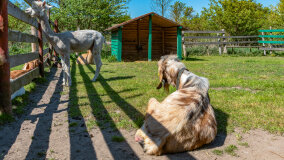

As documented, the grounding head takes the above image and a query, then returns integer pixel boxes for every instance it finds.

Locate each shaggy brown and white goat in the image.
[135,55,217,155]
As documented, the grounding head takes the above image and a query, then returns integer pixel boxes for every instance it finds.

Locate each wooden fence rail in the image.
[258,28,284,55]
[182,30,260,55]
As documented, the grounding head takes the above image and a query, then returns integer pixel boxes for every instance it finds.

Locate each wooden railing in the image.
[183,30,261,56]
[0,0,54,113]
[259,29,284,55]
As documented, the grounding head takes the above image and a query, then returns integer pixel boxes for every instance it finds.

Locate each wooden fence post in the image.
[0,0,12,114]
[37,22,44,77]
[218,32,221,55]
[262,32,266,56]
[182,33,187,57]
[222,29,227,54]
[31,26,38,52]
[269,26,272,54]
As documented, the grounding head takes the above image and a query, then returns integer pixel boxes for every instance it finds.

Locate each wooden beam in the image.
[137,19,140,54]
[10,67,39,94]
[258,41,284,44]
[9,49,48,68]
[23,0,33,6]
[183,30,225,34]
[162,28,165,54]
[0,0,12,114]
[177,26,182,59]
[184,41,258,45]
[184,35,259,39]
[259,48,284,51]
[8,29,37,43]
[7,1,38,28]
[259,29,284,32]
[148,15,152,61]
[117,27,122,62]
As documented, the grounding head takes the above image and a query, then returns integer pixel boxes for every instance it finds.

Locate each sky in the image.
[128,0,280,18]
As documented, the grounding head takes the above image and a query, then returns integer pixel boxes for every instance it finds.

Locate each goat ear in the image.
[42,1,46,7]
[46,4,53,9]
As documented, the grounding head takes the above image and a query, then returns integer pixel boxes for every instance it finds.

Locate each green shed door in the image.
[111,27,122,62]
[111,31,119,57]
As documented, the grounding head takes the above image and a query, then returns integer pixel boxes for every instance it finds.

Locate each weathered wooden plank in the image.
[10,52,37,68]
[259,35,284,38]
[258,41,284,44]
[8,29,38,43]
[259,48,284,51]
[10,48,49,68]
[10,67,39,94]
[184,41,258,45]
[184,35,259,39]
[183,30,225,34]
[259,29,284,32]
[8,1,38,28]
[227,46,261,48]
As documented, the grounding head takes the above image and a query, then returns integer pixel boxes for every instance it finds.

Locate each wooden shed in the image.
[105,12,185,61]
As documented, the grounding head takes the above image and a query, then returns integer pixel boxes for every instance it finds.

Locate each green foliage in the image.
[212,149,224,155]
[111,136,125,142]
[205,0,269,35]
[224,145,238,156]
[151,0,173,17]
[49,0,130,32]
[8,1,29,32]
[170,1,186,23]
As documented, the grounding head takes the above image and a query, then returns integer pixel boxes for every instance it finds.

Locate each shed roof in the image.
[105,12,186,31]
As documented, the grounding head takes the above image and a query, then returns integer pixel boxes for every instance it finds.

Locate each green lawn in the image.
[68,56,284,134]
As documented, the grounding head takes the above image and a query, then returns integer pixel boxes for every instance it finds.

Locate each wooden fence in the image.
[182,30,260,56]
[259,28,284,55]
[0,0,55,114]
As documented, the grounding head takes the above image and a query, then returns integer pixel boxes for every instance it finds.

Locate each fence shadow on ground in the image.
[25,69,64,159]
[0,67,60,160]
[183,57,207,61]
[68,60,139,159]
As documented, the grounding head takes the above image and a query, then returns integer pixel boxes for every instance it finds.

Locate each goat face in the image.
[25,1,52,18]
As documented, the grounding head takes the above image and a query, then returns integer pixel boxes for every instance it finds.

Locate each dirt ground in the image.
[0,68,283,160]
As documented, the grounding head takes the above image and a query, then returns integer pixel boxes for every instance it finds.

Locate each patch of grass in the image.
[238,142,249,147]
[111,135,125,142]
[212,149,224,156]
[86,119,98,130]
[0,113,14,125]
[69,122,78,127]
[224,145,238,156]
[68,56,283,134]
[235,133,243,141]
[37,151,46,157]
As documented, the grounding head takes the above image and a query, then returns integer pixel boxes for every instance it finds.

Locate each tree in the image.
[49,0,130,32]
[169,1,186,23]
[151,0,173,17]
[8,1,29,32]
[205,0,270,35]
